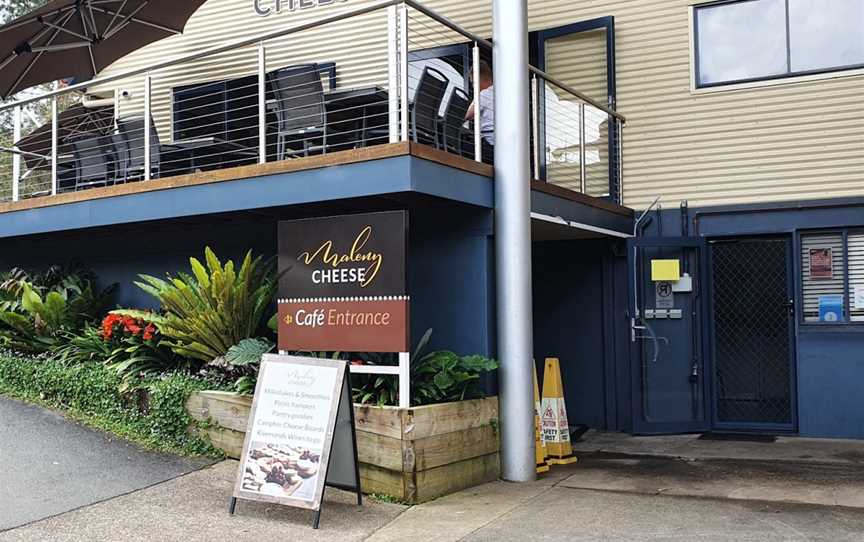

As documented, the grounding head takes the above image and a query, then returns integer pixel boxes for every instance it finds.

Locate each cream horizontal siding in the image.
[94,0,863,209]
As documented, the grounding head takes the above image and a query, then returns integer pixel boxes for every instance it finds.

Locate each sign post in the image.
[230,354,362,529]
[277,211,411,406]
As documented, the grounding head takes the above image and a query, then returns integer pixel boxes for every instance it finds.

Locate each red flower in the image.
[101,314,123,341]
[142,324,156,341]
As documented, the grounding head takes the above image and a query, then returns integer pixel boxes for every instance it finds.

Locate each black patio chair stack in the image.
[116,116,163,180]
[267,63,327,160]
[70,136,115,192]
[440,87,471,155]
[410,66,449,147]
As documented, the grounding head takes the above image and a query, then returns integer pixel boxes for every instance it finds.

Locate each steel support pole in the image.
[12,105,21,202]
[579,102,586,194]
[399,4,409,142]
[143,74,152,180]
[50,97,58,195]
[258,43,268,164]
[387,5,399,143]
[472,43,481,162]
[493,0,535,482]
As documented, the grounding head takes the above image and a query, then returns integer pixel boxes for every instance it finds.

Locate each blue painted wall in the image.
[797,331,864,438]
[0,204,495,359]
[639,199,864,439]
[532,239,630,431]
[408,206,495,357]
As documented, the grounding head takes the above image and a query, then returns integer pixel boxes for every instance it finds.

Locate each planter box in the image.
[185,391,500,503]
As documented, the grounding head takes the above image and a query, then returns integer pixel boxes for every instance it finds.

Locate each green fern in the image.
[128,247,279,362]
[225,337,274,367]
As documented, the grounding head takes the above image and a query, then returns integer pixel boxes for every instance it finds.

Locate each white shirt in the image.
[479,86,495,146]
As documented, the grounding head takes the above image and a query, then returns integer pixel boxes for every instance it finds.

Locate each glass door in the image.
[535,17,617,198]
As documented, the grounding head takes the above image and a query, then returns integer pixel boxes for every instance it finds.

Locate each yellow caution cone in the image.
[534,363,550,474]
[541,357,578,465]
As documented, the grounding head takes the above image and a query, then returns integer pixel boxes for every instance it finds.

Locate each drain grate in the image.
[699,432,777,443]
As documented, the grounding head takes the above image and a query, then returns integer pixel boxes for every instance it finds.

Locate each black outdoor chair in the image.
[411,66,449,147]
[71,136,115,191]
[116,115,162,179]
[110,132,130,182]
[266,64,327,160]
[440,87,471,154]
[362,66,451,148]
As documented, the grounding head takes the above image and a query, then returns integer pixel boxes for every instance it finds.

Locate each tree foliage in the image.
[1,0,48,23]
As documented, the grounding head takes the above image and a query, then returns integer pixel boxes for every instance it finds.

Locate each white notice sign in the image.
[233,355,345,511]
[855,285,864,311]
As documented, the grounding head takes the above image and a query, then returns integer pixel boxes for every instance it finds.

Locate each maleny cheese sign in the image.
[254,0,348,16]
[277,211,408,353]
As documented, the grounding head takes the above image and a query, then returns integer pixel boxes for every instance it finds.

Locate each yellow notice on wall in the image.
[651,259,681,282]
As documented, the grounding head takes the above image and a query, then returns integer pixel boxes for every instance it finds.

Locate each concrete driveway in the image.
[0,396,212,532]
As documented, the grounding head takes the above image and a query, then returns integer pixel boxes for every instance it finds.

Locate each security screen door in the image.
[708,238,797,431]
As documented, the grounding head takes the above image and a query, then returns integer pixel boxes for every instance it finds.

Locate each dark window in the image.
[694,0,864,88]
[799,230,864,324]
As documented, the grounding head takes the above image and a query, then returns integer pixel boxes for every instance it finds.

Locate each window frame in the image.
[797,228,864,327]
[690,0,864,91]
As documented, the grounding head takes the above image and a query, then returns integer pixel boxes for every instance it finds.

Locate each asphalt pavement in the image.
[0,396,212,532]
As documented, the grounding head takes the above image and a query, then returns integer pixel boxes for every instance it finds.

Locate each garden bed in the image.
[185,391,500,503]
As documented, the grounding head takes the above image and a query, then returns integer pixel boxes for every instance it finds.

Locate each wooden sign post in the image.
[229,354,362,529]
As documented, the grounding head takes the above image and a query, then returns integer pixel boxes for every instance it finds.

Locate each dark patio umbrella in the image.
[14,101,114,170]
[0,0,208,98]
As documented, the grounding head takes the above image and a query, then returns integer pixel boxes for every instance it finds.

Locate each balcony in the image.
[0,0,627,234]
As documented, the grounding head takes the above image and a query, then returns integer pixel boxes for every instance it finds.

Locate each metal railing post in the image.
[399,3,409,142]
[579,102,586,194]
[616,118,624,204]
[12,105,21,202]
[472,43,482,162]
[258,42,267,164]
[531,74,539,180]
[143,74,152,180]
[113,88,120,121]
[398,352,411,408]
[387,5,399,143]
[50,97,58,196]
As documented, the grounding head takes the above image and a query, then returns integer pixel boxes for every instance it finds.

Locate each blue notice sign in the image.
[818,295,844,322]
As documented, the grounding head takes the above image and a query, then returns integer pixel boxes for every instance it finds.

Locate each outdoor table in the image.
[166,137,258,173]
[324,86,389,151]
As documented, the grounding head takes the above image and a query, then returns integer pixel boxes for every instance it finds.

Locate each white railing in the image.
[0,0,625,207]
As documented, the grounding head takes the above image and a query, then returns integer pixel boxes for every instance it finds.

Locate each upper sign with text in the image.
[278,211,407,299]
[277,211,409,353]
[253,0,348,16]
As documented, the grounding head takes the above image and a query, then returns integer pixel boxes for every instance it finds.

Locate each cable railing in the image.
[0,0,625,206]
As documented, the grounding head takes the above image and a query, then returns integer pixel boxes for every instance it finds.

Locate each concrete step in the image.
[557,452,864,509]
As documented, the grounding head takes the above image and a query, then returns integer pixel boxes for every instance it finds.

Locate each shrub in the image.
[53,314,188,391]
[0,266,116,353]
[0,352,222,456]
[105,314,195,390]
[351,329,499,406]
[120,247,278,363]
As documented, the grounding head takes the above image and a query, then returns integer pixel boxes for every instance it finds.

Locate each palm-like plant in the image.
[0,282,75,352]
[120,248,278,362]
